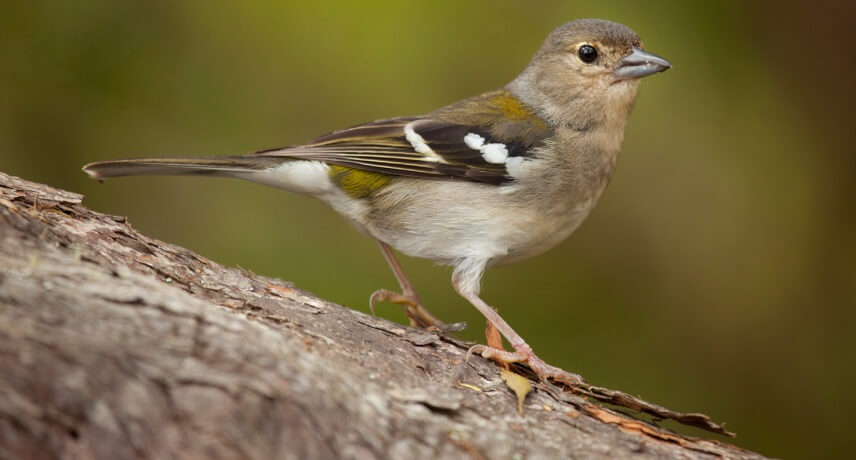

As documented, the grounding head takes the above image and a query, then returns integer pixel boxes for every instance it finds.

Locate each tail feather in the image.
[82,156,284,181]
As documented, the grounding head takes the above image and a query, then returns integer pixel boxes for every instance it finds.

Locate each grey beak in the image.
[614,47,672,80]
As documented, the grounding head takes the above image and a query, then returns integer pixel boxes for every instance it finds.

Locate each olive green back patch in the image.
[328,165,392,198]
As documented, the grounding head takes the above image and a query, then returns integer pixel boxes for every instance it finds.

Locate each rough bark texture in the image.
[0,172,767,459]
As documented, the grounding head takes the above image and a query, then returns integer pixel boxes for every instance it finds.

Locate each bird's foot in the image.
[369,289,446,329]
[468,343,585,386]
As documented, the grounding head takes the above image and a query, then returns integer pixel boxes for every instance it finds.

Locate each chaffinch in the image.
[83,19,671,384]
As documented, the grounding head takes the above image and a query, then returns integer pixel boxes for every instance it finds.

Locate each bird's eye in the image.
[578,45,598,64]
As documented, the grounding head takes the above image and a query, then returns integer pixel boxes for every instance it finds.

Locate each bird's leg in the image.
[463,292,583,385]
[453,263,584,385]
[370,240,446,329]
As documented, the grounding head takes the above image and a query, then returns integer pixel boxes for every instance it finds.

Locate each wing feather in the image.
[253,103,546,185]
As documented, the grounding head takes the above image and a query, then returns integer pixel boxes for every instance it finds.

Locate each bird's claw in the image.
[369,288,446,329]
[467,343,585,386]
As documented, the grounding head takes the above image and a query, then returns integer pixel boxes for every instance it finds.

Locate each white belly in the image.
[366,179,601,267]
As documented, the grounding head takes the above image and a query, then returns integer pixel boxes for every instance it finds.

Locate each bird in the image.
[83,19,671,385]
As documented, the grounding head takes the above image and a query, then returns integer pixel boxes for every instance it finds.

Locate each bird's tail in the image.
[82,156,285,181]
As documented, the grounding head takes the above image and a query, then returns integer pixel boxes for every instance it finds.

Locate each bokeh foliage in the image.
[1,1,853,457]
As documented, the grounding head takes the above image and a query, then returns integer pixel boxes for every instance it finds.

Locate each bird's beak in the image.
[614,47,672,80]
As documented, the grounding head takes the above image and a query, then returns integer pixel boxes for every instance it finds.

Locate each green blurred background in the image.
[2,1,853,457]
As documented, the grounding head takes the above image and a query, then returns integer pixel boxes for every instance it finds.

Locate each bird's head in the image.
[510,19,671,131]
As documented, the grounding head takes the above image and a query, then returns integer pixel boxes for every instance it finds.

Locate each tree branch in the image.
[0,172,765,459]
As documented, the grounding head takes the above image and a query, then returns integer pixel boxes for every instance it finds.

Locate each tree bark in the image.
[0,172,766,459]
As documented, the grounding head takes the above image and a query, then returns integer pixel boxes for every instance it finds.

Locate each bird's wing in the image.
[254,116,538,185]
